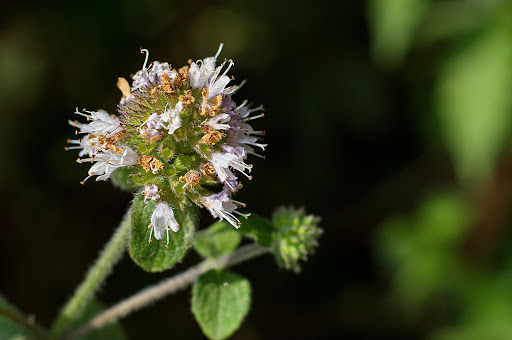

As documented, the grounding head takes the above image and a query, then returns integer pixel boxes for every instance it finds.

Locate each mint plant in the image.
[0,45,322,340]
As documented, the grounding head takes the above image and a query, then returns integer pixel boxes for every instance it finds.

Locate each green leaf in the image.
[71,300,127,340]
[369,0,430,68]
[238,213,273,247]
[129,195,197,272]
[192,270,251,340]
[110,166,137,191]
[0,294,29,339]
[193,221,242,259]
[437,16,512,186]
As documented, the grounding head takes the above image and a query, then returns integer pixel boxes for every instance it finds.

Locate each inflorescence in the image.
[67,44,266,245]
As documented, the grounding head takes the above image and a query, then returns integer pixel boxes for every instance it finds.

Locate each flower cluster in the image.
[67,45,265,245]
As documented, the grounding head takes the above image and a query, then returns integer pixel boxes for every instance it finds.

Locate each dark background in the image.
[2,1,512,339]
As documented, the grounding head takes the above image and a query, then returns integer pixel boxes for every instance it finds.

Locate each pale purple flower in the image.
[210,145,252,183]
[205,113,231,131]
[143,184,160,203]
[202,189,248,228]
[78,147,139,182]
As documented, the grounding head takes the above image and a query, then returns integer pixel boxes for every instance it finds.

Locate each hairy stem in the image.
[0,304,48,339]
[65,243,269,340]
[50,208,132,339]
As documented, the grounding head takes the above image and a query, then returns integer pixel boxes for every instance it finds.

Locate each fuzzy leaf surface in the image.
[110,166,137,191]
[129,195,197,272]
[193,221,242,259]
[238,213,273,247]
[192,270,251,340]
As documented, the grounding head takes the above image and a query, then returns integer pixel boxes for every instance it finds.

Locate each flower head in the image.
[67,44,265,244]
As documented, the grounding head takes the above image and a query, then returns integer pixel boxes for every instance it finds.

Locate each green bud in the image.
[271,206,322,273]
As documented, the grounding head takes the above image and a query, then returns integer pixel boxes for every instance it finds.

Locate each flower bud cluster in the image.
[271,207,322,273]
[67,45,265,244]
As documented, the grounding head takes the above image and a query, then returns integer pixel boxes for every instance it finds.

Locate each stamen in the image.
[249,152,265,159]
[234,211,251,219]
[214,43,224,59]
[245,141,267,150]
[220,60,234,79]
[235,100,248,111]
[148,224,153,244]
[236,79,247,91]
[244,113,265,121]
[64,146,83,151]
[232,200,246,207]
[80,174,93,185]
[140,48,150,70]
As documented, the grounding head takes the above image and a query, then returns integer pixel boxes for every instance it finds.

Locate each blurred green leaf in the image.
[369,0,430,68]
[420,2,490,44]
[430,275,512,340]
[0,294,29,340]
[238,213,273,247]
[129,196,197,272]
[192,269,251,340]
[193,221,242,259]
[437,15,512,186]
[376,192,469,310]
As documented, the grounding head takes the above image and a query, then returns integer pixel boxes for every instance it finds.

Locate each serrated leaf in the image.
[129,195,197,272]
[193,221,242,259]
[238,213,273,247]
[192,270,251,340]
[0,294,29,339]
[72,300,127,340]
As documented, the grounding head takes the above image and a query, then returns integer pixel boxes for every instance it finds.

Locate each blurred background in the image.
[2,0,512,339]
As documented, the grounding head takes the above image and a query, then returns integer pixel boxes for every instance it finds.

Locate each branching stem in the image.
[65,243,269,340]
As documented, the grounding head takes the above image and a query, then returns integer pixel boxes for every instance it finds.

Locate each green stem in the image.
[0,304,48,339]
[64,243,270,340]
[50,208,132,338]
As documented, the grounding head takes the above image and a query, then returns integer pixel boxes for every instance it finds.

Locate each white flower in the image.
[202,189,248,228]
[205,113,231,131]
[149,202,179,245]
[78,147,139,183]
[67,109,123,157]
[210,145,252,183]
[188,43,237,96]
[160,101,183,134]
[132,54,176,90]
[139,113,166,142]
[189,45,218,90]
[143,184,160,203]
[207,60,239,99]
[69,109,122,136]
